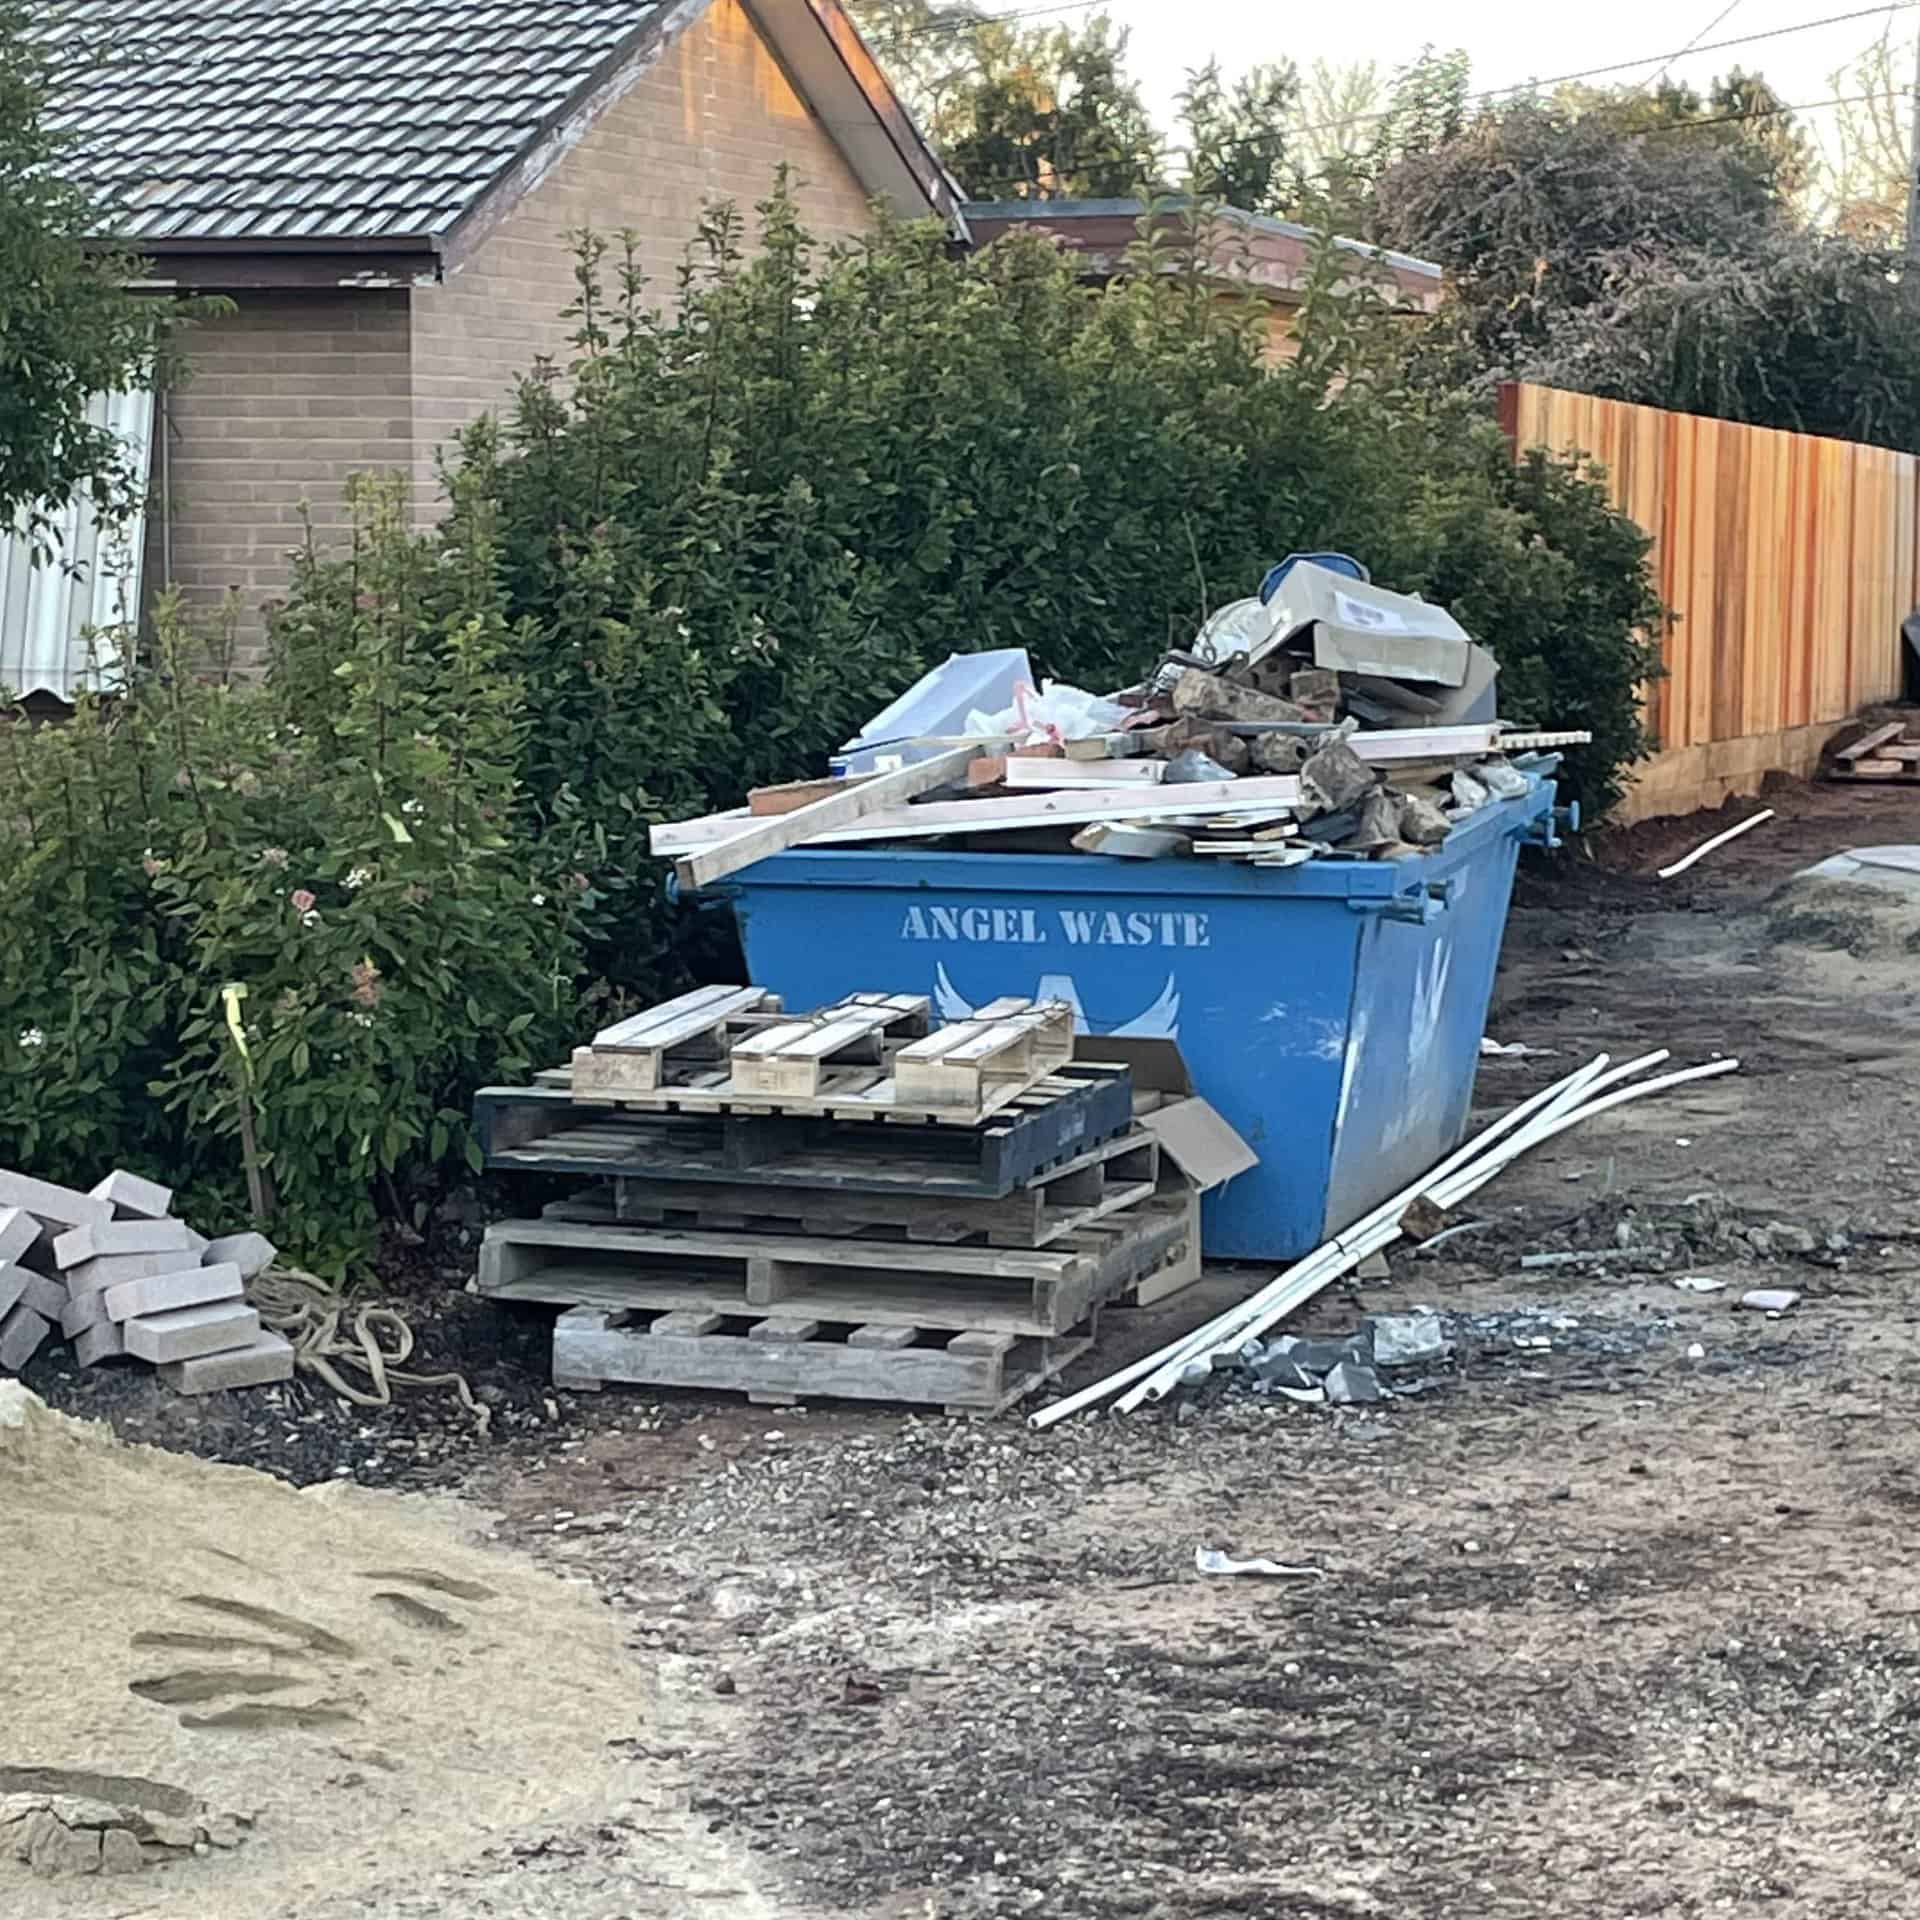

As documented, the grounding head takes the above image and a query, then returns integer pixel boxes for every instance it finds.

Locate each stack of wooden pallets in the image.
[1829,720,1920,784]
[472,987,1201,1413]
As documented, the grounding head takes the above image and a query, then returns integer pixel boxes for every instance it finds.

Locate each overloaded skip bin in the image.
[722,776,1555,1261]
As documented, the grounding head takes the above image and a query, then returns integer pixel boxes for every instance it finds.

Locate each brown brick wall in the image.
[409,0,875,509]
[155,290,412,669]
[157,0,876,659]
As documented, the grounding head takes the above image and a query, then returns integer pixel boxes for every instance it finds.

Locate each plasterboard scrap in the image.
[1143,1098,1258,1192]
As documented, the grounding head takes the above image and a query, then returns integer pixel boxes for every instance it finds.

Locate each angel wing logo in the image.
[933,964,1180,1038]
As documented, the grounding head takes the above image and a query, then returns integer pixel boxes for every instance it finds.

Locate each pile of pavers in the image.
[0,1168,291,1396]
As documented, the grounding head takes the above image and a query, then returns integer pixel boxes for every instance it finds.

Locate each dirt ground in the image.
[20,771,1920,1918]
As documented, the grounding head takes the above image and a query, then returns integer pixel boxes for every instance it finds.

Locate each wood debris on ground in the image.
[648,562,1592,885]
[1826,718,1920,783]
[473,987,1253,1413]
[0,1169,289,1394]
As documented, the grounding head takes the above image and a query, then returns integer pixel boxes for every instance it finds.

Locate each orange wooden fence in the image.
[1501,383,1916,770]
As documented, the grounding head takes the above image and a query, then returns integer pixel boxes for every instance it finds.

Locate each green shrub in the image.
[0,182,1665,1259]
[447,184,1662,995]
[0,478,586,1273]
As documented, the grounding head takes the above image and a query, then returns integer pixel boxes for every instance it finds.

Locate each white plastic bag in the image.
[966,679,1132,747]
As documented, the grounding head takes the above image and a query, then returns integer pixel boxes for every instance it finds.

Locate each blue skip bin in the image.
[725,778,1555,1260]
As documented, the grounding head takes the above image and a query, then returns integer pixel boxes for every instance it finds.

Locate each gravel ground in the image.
[22,770,1920,1917]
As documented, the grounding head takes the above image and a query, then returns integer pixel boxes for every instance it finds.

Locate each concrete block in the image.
[104,1262,243,1325]
[0,1304,51,1373]
[62,1286,113,1337]
[0,1205,39,1268]
[0,1171,111,1237]
[64,1250,198,1298]
[88,1169,175,1220]
[200,1231,278,1280]
[18,1271,66,1320]
[74,1318,126,1367]
[123,1301,262,1365]
[159,1329,295,1395]
[0,1264,29,1322]
[53,1218,197,1271]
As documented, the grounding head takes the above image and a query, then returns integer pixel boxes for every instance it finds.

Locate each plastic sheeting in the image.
[0,388,154,700]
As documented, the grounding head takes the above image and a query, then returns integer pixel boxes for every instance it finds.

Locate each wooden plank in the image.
[1347,724,1502,762]
[579,987,780,1097]
[591,985,747,1051]
[661,741,991,891]
[476,1064,1137,1199]
[492,1261,1075,1337]
[601,1130,1159,1248]
[480,1214,1091,1284]
[1839,721,1907,761]
[748,774,876,816]
[549,1311,1091,1412]
[729,995,929,1099]
[647,776,1306,852]
[999,757,1166,789]
[892,1003,1074,1110]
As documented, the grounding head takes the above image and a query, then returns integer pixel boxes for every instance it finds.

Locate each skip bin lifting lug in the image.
[1348,883,1449,927]
[1522,799,1580,851]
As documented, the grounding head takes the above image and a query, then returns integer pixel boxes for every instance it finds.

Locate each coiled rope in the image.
[250,1267,491,1434]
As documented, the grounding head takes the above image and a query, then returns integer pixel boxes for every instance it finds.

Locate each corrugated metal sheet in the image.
[42,2,665,246]
[0,389,156,701]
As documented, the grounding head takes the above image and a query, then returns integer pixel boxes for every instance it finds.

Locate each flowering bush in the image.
[0,478,585,1272]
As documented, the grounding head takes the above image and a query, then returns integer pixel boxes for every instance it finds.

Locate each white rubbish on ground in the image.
[1656,809,1774,879]
[1740,1288,1802,1315]
[1674,1276,1728,1294]
[1194,1548,1327,1580]
[1033,1049,1741,1430]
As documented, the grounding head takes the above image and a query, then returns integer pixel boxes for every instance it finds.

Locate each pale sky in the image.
[1085,0,1913,157]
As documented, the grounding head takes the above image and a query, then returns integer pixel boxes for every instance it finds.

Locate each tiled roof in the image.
[43,1,671,245]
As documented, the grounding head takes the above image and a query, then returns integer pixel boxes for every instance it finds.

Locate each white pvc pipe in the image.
[1038,1050,1736,1428]
[1037,1057,1614,1428]
[1115,1053,1638,1409]
[1657,810,1773,879]
[1142,1053,1727,1401]
[1031,1057,1614,1430]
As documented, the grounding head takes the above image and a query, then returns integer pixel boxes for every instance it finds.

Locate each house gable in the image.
[409,0,878,503]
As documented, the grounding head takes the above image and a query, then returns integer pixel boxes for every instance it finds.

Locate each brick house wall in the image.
[157,0,875,665]
[409,0,873,509]
[153,293,412,673]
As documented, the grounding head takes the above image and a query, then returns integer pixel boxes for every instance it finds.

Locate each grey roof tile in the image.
[41,1,667,246]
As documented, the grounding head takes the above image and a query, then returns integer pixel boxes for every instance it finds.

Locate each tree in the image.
[1372,76,1805,375]
[1823,28,1914,243]
[1531,231,1920,454]
[1180,58,1299,217]
[0,2,176,537]
[913,14,1160,199]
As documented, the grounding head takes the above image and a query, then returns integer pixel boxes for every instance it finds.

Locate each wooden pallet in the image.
[583,985,785,1092]
[569,993,1072,1125]
[727,994,930,1098]
[552,1307,1094,1414]
[477,1197,1192,1339]
[889,999,1074,1110]
[1828,722,1920,782]
[588,1130,1157,1249]
[474,1063,1135,1199]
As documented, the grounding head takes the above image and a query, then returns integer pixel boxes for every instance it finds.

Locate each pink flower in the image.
[290,889,317,915]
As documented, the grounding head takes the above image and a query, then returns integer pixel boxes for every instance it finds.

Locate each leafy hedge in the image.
[0,185,1662,1264]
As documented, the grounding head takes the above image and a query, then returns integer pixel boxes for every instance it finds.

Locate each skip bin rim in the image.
[720,777,1550,896]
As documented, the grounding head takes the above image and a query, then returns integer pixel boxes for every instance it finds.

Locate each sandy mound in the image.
[0,1384,647,1918]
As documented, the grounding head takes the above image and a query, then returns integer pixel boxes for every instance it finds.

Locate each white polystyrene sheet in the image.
[0,388,154,700]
